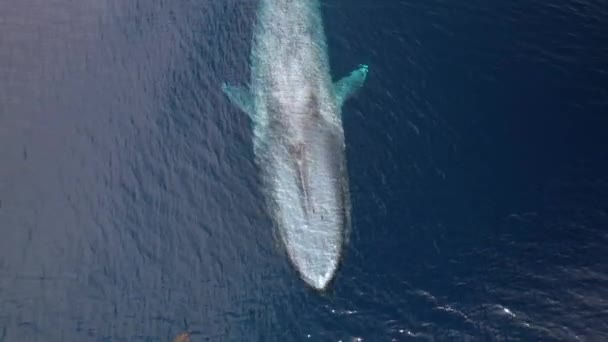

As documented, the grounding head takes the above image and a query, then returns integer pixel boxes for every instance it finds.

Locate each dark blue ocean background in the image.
[1,0,608,340]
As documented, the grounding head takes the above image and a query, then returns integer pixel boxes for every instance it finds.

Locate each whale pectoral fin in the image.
[334,64,369,108]
[222,83,254,118]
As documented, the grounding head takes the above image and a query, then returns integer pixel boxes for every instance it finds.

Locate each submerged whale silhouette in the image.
[223,0,368,290]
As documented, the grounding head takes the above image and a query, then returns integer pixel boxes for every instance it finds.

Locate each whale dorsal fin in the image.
[222,83,254,119]
[334,64,368,108]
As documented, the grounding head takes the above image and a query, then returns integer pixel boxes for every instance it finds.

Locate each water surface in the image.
[1,0,607,340]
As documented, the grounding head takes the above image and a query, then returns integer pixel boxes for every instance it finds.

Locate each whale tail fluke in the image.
[222,83,254,119]
[334,64,369,109]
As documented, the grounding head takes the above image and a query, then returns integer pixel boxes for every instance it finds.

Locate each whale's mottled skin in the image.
[223,0,368,290]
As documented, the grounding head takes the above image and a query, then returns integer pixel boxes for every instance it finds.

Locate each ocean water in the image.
[1,0,608,341]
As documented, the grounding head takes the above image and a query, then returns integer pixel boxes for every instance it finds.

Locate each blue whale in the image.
[223,0,368,290]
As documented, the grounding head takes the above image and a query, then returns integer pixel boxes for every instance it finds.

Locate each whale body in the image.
[223,0,368,290]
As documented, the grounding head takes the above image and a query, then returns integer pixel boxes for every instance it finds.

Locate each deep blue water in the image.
[1,0,608,341]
